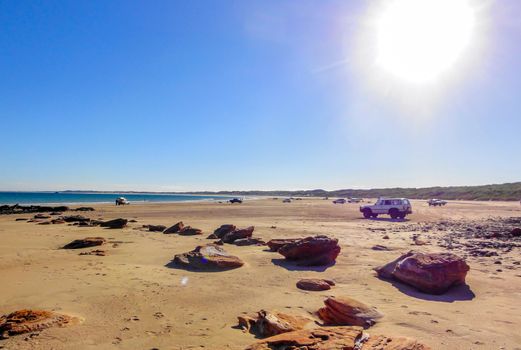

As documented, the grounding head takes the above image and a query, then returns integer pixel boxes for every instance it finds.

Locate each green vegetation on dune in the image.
[192,182,521,201]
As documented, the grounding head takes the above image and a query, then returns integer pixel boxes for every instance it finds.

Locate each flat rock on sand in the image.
[147,224,166,232]
[245,326,364,350]
[99,218,127,229]
[234,237,266,246]
[62,237,106,249]
[296,278,335,291]
[374,251,470,294]
[238,310,312,337]
[245,327,431,350]
[178,226,203,236]
[317,296,383,328]
[173,244,244,270]
[0,310,80,339]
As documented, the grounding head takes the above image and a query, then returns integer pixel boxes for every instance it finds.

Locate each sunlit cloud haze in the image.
[1,0,520,192]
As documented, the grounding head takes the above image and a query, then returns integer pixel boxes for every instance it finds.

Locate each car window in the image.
[384,200,392,205]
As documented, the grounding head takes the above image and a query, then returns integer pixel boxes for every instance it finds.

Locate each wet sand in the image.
[0,198,520,349]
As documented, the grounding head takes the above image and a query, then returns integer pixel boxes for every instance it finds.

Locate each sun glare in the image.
[376,0,476,83]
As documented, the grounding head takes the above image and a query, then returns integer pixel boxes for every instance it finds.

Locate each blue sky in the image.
[1,0,520,191]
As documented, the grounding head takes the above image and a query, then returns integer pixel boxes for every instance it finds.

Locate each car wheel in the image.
[363,209,372,218]
[398,214,406,219]
[389,208,399,219]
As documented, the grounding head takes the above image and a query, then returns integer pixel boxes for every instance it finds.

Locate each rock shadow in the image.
[359,217,410,223]
[381,277,476,302]
[271,258,335,272]
[164,260,240,273]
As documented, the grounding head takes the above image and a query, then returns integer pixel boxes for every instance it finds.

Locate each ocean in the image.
[0,192,234,205]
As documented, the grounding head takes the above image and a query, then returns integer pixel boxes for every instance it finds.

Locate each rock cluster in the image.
[74,207,95,211]
[209,225,265,246]
[0,205,69,215]
[375,251,470,294]
[61,215,91,223]
[386,217,521,257]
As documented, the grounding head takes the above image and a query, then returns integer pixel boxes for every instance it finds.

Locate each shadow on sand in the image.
[271,258,335,272]
[383,278,476,302]
[359,217,410,223]
[164,260,239,273]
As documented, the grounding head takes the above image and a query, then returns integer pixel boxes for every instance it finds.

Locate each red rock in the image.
[266,238,302,252]
[237,310,312,337]
[317,296,382,327]
[375,251,470,294]
[0,310,80,339]
[222,226,254,243]
[245,326,364,350]
[296,278,335,291]
[511,228,521,237]
[33,214,50,219]
[61,215,90,223]
[375,252,415,279]
[178,226,203,236]
[277,235,341,266]
[234,237,266,246]
[99,218,127,229]
[164,221,184,234]
[173,244,244,270]
[62,237,106,249]
[209,224,236,239]
[147,224,166,232]
[244,326,432,350]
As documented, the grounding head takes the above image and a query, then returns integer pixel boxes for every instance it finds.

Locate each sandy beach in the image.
[1,198,520,349]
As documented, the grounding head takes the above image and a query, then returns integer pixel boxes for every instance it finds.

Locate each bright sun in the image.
[376,0,476,83]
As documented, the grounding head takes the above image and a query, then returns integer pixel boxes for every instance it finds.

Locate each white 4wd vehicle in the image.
[360,198,412,219]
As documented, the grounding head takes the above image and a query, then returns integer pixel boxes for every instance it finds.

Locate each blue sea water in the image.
[0,192,233,205]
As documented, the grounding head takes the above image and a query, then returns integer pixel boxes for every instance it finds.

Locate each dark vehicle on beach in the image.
[115,197,129,205]
[229,198,243,204]
[428,199,447,206]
